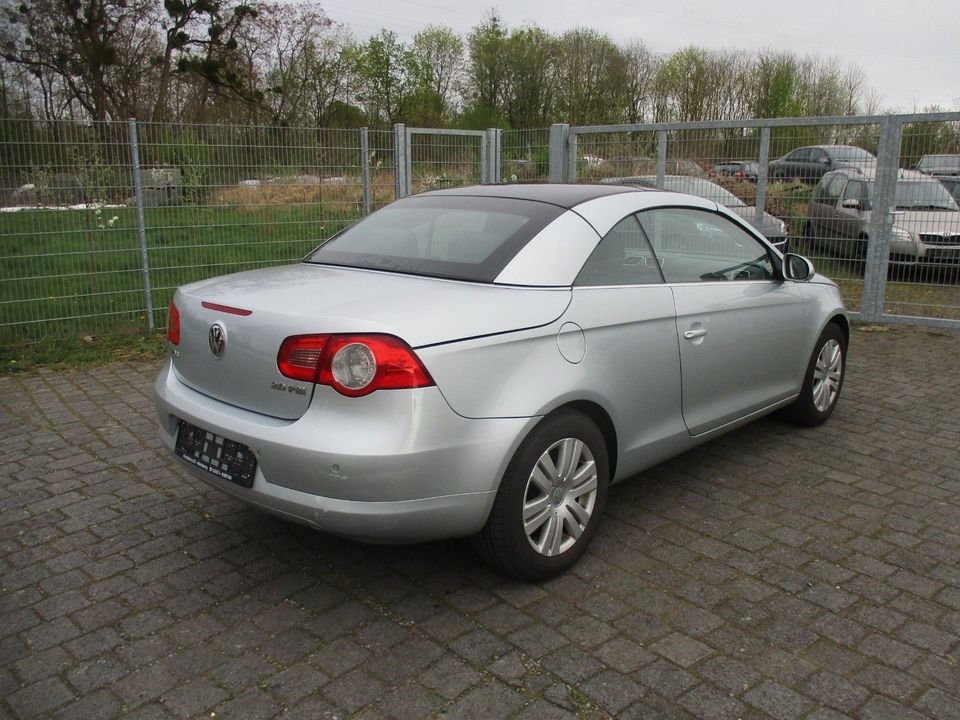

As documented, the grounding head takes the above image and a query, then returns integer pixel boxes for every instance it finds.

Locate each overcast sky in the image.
[317,0,960,113]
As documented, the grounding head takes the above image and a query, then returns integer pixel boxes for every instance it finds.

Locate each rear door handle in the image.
[683,328,708,340]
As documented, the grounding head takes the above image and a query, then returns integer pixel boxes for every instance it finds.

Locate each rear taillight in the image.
[277,335,328,382]
[277,334,433,397]
[167,301,180,345]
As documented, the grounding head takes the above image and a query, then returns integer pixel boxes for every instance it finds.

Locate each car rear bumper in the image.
[154,359,537,543]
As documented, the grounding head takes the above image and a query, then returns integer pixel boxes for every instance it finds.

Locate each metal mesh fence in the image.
[3,114,958,344]
[0,121,394,343]
[502,128,550,183]
[570,116,960,323]
[0,120,144,340]
[407,129,484,193]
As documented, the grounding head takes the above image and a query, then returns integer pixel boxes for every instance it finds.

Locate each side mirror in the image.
[783,253,814,281]
[841,197,862,210]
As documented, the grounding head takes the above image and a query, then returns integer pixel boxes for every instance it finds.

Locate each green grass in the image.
[1,329,168,374]
[0,200,361,343]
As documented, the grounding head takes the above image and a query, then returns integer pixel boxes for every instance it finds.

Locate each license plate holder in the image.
[175,421,257,488]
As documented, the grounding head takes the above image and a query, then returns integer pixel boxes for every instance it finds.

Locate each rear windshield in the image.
[918,155,960,172]
[304,195,564,282]
[866,179,960,211]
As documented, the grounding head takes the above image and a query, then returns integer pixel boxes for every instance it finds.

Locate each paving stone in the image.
[743,680,813,720]
[649,632,713,668]
[678,683,746,720]
[420,655,482,700]
[6,676,74,717]
[161,678,230,718]
[322,667,386,714]
[801,670,871,712]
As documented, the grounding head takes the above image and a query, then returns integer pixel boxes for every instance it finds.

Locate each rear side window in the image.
[305,196,564,282]
[576,215,663,286]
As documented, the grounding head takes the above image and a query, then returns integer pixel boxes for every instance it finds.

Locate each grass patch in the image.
[1,329,167,374]
[0,198,364,343]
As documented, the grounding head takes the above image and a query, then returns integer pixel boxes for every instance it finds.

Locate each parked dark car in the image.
[768,145,876,184]
[602,175,789,251]
[914,154,960,178]
[805,167,960,267]
[713,160,759,181]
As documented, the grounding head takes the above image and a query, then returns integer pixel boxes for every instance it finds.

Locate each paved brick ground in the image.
[1,323,959,719]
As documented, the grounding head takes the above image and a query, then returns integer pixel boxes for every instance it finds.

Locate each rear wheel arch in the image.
[545,400,618,481]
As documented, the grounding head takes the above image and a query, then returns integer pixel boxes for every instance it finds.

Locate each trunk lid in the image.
[171,263,571,419]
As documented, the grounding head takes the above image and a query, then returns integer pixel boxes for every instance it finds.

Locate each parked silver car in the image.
[155,184,848,579]
[602,175,789,250]
[914,154,960,178]
[806,167,960,266]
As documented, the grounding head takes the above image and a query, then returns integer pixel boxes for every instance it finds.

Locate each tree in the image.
[355,30,417,127]
[1,0,154,121]
[501,25,558,129]
[151,0,261,122]
[555,28,628,126]
[409,26,463,126]
[462,12,508,128]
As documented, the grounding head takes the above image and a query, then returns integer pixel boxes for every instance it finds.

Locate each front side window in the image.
[576,215,663,286]
[636,208,775,284]
[843,180,865,204]
[819,173,845,202]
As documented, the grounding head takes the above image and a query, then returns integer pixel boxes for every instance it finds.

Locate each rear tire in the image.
[780,323,846,427]
[473,411,609,580]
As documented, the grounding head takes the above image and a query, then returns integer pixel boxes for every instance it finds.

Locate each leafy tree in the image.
[355,30,417,127]
[501,25,558,128]
[410,25,463,126]
[462,12,508,128]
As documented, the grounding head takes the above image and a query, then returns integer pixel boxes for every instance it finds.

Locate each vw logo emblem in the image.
[208,323,227,359]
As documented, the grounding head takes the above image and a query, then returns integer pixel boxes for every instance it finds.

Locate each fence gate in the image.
[394,125,501,198]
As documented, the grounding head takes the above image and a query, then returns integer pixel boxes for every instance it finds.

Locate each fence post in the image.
[128,118,155,332]
[393,123,408,198]
[360,127,371,215]
[485,128,502,184]
[754,126,771,232]
[656,130,668,188]
[548,124,570,183]
[861,116,902,322]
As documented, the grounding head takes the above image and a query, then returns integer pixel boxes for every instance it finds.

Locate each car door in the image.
[836,179,868,256]
[570,214,686,477]
[785,148,809,180]
[637,207,812,436]
[811,173,846,253]
[807,148,829,181]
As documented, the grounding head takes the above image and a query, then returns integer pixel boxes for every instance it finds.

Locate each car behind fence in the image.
[0,113,957,343]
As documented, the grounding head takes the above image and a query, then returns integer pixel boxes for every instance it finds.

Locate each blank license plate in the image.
[175,421,257,488]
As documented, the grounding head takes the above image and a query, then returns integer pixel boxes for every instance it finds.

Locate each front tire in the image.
[473,411,609,580]
[780,323,846,426]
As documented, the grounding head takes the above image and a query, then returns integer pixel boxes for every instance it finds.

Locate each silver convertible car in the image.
[155,184,848,579]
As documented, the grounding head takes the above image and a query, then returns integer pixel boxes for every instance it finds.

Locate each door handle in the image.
[683,328,708,340]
